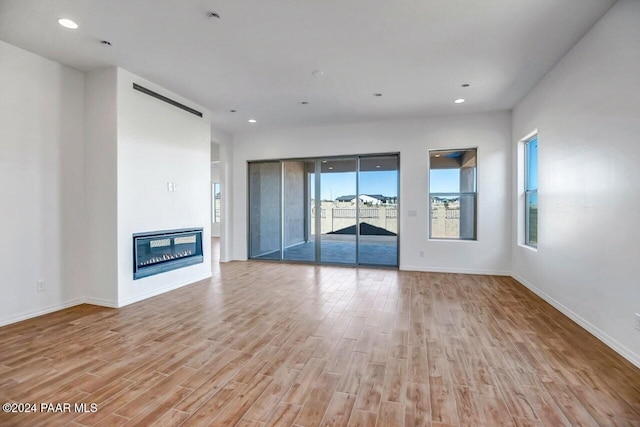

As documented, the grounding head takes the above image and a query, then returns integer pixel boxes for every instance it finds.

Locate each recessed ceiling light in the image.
[248,119,257,123]
[58,18,78,29]
[376,165,381,168]
[301,101,309,105]
[322,160,327,163]
[454,98,465,104]
[435,154,441,157]
[229,109,237,113]
[373,93,383,97]
[461,83,470,87]
[328,167,333,170]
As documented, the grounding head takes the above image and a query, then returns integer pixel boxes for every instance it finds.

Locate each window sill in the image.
[519,243,538,252]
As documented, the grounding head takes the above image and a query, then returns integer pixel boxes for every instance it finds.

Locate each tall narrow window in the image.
[524,136,538,247]
[429,148,477,240]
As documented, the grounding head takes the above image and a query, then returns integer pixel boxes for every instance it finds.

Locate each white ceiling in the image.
[0,0,616,134]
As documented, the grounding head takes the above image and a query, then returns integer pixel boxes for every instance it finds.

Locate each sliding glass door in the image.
[283,160,316,262]
[320,158,357,264]
[358,156,398,266]
[248,162,281,260]
[248,154,399,267]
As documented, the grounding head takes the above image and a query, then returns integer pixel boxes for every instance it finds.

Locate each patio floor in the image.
[254,235,398,266]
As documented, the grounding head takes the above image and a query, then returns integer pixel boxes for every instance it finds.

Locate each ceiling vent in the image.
[132,83,203,118]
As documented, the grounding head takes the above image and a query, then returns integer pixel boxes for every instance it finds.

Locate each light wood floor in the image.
[1,240,639,426]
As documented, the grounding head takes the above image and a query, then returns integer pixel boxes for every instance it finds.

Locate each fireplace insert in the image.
[133,228,203,279]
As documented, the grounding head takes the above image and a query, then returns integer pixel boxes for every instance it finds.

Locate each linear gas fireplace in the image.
[133,228,203,279]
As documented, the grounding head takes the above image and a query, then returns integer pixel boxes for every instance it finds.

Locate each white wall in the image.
[231,111,512,274]
[212,128,234,261]
[116,69,212,306]
[512,0,640,367]
[0,41,85,325]
[1,52,213,322]
[84,67,119,306]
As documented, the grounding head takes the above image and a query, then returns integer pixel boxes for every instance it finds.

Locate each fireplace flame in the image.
[139,249,193,267]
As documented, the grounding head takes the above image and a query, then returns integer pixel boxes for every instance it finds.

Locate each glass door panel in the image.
[358,156,399,266]
[248,162,282,260]
[320,158,357,264]
[283,160,316,262]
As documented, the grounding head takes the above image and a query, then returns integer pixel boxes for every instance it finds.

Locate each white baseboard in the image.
[116,272,212,308]
[0,274,212,327]
[0,298,85,328]
[400,264,511,276]
[511,273,640,370]
[84,297,119,308]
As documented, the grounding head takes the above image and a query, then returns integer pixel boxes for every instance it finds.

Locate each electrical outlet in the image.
[635,313,640,331]
[419,249,425,258]
[37,280,45,292]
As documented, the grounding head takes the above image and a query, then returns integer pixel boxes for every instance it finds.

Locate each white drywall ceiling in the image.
[0,0,616,133]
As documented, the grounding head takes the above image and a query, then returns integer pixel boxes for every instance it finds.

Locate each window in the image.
[429,148,477,240]
[212,182,221,223]
[524,136,538,247]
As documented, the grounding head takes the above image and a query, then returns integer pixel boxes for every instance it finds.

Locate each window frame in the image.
[524,135,538,248]
[428,147,478,241]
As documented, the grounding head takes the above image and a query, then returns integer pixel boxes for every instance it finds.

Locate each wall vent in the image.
[132,83,203,118]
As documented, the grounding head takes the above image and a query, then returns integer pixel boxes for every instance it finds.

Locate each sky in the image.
[526,136,538,190]
[429,169,461,193]
[319,170,398,200]
[318,169,465,200]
